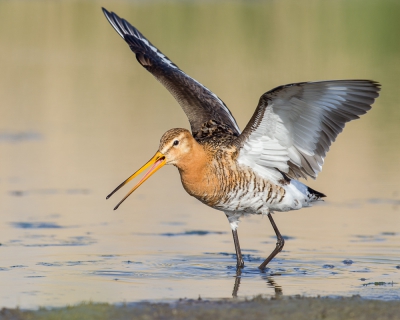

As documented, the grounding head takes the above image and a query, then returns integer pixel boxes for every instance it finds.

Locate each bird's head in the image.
[107,128,197,210]
[158,128,194,166]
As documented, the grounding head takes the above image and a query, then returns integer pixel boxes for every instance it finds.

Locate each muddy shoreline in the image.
[2,296,400,320]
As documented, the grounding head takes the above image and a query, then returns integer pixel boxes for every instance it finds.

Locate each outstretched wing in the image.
[102,8,240,137]
[235,80,380,179]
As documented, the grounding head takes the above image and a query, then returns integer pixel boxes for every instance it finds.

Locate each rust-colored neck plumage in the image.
[174,137,216,201]
[159,128,241,208]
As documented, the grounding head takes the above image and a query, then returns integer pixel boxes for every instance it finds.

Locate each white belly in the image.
[212,172,317,230]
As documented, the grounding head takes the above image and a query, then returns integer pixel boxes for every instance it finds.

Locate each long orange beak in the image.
[106,151,166,210]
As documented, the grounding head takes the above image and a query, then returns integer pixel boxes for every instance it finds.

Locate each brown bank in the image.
[1,296,400,320]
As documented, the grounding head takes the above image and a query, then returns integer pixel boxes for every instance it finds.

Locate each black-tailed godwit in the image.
[103,8,380,269]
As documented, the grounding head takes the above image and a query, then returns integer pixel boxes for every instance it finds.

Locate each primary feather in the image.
[102,8,241,137]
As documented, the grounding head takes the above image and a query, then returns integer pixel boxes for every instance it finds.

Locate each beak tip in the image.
[108,151,165,211]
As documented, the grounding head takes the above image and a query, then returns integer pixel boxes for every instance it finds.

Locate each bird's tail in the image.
[289,179,326,204]
[306,185,326,201]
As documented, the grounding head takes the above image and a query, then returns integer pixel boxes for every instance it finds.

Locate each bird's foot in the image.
[237,259,244,269]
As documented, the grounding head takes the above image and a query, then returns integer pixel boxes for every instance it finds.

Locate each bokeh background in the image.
[0,0,399,309]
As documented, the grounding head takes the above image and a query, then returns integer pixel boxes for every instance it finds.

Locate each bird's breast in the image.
[178,155,286,213]
[178,159,222,207]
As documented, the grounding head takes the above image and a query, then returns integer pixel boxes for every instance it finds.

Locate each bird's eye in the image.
[173,140,179,146]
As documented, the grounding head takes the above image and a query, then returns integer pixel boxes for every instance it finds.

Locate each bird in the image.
[102,8,380,270]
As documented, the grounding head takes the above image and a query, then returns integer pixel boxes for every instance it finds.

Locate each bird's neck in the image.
[176,144,217,201]
[176,142,208,176]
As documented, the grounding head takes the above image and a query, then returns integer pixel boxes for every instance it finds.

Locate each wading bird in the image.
[103,8,380,269]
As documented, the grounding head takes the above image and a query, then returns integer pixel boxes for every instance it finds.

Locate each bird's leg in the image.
[258,213,285,270]
[232,229,245,269]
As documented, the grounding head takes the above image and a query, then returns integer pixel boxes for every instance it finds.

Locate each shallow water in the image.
[1,0,400,310]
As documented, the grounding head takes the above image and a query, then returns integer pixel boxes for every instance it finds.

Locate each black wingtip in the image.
[101,7,109,16]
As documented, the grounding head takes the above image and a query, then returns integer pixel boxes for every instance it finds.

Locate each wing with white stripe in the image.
[102,8,240,137]
[235,80,380,179]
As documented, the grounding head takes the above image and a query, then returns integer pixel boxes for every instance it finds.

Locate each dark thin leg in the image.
[258,213,285,270]
[232,229,244,268]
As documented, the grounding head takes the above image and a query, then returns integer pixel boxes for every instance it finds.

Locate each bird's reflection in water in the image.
[232,268,283,298]
[263,274,283,298]
[232,269,242,298]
